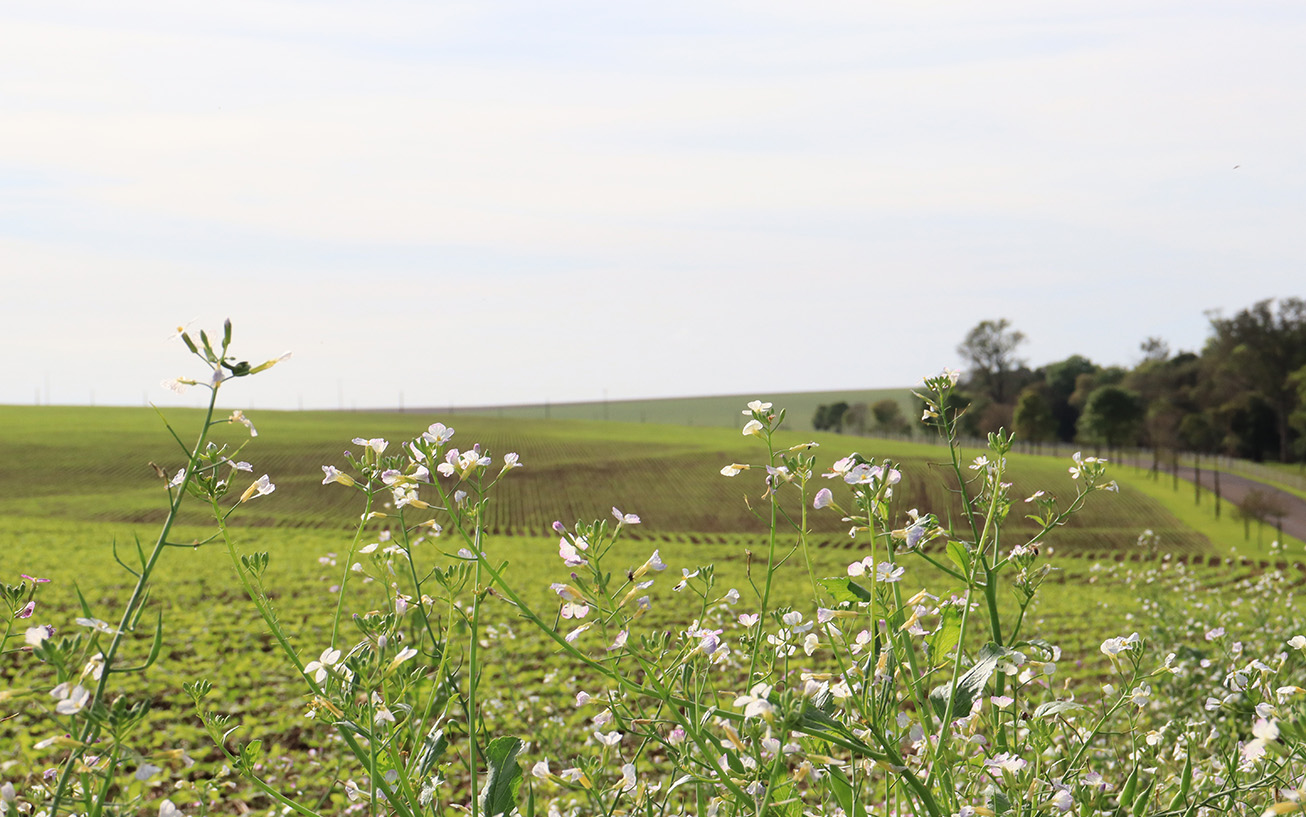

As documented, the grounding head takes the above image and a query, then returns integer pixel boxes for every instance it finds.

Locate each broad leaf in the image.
[826,766,868,817]
[927,604,962,666]
[820,577,873,604]
[929,643,1005,720]
[479,736,524,817]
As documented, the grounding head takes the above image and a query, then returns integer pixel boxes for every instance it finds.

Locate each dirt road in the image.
[1148,463,1306,543]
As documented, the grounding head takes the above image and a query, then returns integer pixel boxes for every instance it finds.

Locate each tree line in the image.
[947,298,1306,463]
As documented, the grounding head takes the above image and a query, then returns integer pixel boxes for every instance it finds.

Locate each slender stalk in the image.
[49,384,223,816]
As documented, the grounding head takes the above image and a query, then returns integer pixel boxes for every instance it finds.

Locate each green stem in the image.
[49,383,223,816]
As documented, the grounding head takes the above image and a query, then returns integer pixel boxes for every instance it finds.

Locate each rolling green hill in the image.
[0,404,1225,556]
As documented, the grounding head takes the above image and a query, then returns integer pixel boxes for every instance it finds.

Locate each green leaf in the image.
[929,642,1004,720]
[825,766,868,817]
[819,577,872,604]
[986,783,1011,815]
[1032,700,1085,719]
[479,736,525,817]
[414,725,449,777]
[946,540,972,574]
[927,604,962,666]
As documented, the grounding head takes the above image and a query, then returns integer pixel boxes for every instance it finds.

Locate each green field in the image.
[436,387,918,434]
[4,403,1304,812]
[0,405,1243,555]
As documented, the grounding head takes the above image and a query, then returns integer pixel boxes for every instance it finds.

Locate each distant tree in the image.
[1177,410,1220,454]
[1139,336,1171,363]
[1042,354,1098,441]
[1205,298,1306,462]
[1291,364,1306,460]
[956,319,1027,404]
[813,402,850,433]
[813,404,830,431]
[870,399,910,435]
[1012,388,1056,444]
[842,402,869,435]
[1078,386,1144,451]
[1142,397,1184,453]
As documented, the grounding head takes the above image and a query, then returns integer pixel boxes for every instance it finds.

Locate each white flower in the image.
[75,617,120,636]
[159,800,184,817]
[239,474,276,503]
[559,539,588,567]
[304,648,342,684]
[720,463,749,477]
[1288,635,1306,651]
[26,625,52,647]
[52,683,90,715]
[228,410,258,437]
[321,465,355,486]
[632,549,666,579]
[352,438,389,455]
[734,683,776,720]
[135,762,163,781]
[612,507,641,525]
[594,730,623,747]
[423,423,455,444]
[984,752,1027,774]
[1099,632,1140,658]
[620,763,637,792]
[743,400,772,415]
[813,488,833,509]
[742,419,765,437]
[372,692,396,725]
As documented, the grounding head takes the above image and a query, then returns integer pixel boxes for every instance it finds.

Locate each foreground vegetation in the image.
[3,324,1306,817]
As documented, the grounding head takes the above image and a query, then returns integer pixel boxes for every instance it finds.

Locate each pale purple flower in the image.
[612,507,641,525]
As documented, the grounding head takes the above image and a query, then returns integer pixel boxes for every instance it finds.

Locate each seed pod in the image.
[1166,753,1193,812]
[1119,765,1139,809]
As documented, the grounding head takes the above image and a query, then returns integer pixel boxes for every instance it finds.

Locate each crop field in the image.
[0,405,1260,555]
[435,388,918,434]
[4,402,1306,814]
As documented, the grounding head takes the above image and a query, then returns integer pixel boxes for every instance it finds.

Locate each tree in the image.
[1042,354,1098,442]
[870,399,910,435]
[1012,388,1056,444]
[956,319,1027,404]
[1077,386,1144,451]
[1139,336,1171,363]
[813,402,850,433]
[841,402,869,435]
[1205,298,1306,462]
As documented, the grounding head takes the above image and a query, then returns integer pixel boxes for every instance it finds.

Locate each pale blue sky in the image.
[3,1,1303,410]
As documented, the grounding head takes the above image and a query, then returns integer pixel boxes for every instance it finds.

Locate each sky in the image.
[3,1,1304,411]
